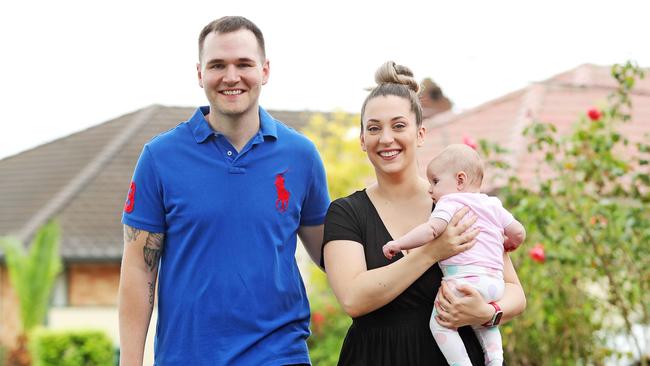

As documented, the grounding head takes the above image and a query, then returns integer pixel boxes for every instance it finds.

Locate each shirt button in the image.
[227,151,233,156]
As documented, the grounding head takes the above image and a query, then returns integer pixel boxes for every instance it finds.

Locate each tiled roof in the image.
[418,64,650,191]
[0,106,320,261]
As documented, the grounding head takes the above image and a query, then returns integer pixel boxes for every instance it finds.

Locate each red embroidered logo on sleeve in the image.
[124,181,136,213]
[274,172,290,213]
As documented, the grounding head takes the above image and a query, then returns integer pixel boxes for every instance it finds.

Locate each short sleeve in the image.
[323,199,363,245]
[121,145,166,233]
[491,197,514,229]
[320,198,364,268]
[430,197,463,223]
[299,145,331,226]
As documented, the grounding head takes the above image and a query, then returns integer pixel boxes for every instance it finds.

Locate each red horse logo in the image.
[275,172,290,213]
[124,181,136,213]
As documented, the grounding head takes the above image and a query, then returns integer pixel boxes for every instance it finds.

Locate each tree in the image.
[303,111,373,200]
[303,111,373,365]
[482,61,649,365]
[1,221,63,366]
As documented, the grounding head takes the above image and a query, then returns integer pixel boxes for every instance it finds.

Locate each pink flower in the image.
[587,108,601,121]
[463,136,478,150]
[529,243,545,263]
[312,312,325,328]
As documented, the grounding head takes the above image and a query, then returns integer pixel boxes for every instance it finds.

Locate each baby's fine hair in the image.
[428,144,484,187]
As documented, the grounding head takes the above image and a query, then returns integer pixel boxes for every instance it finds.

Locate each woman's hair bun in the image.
[374,61,419,94]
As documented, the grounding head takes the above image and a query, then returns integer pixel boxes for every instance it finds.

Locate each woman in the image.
[322,61,526,365]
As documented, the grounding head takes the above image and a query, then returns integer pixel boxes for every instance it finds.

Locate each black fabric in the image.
[323,190,486,366]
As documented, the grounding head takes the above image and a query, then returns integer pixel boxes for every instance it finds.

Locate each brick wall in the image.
[68,263,120,306]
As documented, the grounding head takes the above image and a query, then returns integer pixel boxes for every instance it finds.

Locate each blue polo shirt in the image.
[122,106,330,366]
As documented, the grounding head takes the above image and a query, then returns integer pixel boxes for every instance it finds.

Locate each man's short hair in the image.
[198,16,266,60]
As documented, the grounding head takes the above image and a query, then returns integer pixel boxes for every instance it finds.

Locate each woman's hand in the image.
[414,206,479,262]
[434,281,493,329]
[435,254,527,328]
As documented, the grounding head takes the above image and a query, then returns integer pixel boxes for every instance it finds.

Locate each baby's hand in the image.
[504,236,521,252]
[382,241,399,259]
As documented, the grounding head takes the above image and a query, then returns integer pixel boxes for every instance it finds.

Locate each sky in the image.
[1,0,649,159]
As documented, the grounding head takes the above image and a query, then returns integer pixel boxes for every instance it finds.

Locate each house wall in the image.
[0,262,121,349]
[68,263,120,306]
[48,262,157,364]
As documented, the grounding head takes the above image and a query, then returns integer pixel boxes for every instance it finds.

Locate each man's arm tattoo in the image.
[123,225,141,243]
[143,232,164,272]
[148,281,155,306]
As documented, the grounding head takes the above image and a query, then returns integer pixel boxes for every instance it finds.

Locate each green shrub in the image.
[1,221,62,334]
[307,265,352,366]
[31,329,115,366]
[482,61,649,365]
[0,343,6,365]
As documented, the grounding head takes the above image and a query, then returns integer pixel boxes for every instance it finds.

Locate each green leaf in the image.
[1,221,62,334]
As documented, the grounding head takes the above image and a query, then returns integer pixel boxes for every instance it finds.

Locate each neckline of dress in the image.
[360,188,396,242]
[360,189,406,261]
[360,187,435,246]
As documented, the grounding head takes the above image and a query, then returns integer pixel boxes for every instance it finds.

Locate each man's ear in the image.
[197,63,204,88]
[261,59,270,85]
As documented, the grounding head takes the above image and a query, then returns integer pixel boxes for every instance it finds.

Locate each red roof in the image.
[417,63,650,191]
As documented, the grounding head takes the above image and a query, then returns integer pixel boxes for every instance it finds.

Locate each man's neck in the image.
[205,106,260,152]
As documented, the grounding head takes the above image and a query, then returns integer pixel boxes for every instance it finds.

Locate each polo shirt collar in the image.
[189,106,278,144]
[258,107,278,140]
[189,106,214,144]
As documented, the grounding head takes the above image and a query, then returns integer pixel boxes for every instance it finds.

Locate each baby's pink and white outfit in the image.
[429,193,514,366]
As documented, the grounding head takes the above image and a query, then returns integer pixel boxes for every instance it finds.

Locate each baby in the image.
[382,144,525,366]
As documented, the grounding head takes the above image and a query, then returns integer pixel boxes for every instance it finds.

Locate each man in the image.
[118,16,330,366]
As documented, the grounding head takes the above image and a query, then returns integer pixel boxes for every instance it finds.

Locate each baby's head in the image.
[426,144,484,202]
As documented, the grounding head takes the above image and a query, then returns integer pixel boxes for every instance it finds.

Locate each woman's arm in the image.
[325,207,479,318]
[498,253,527,322]
[434,253,526,327]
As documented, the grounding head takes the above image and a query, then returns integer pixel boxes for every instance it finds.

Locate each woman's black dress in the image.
[323,190,486,366]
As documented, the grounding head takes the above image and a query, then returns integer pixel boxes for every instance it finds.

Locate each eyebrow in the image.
[205,57,257,65]
[366,116,408,123]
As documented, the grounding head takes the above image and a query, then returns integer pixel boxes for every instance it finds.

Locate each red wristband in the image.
[482,302,503,327]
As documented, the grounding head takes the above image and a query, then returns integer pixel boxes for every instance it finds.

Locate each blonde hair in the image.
[360,61,423,130]
[428,144,484,187]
